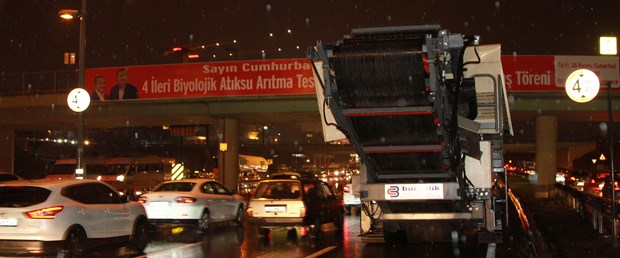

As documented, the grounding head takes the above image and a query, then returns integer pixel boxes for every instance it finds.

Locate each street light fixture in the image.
[58,9,78,20]
[59,0,87,179]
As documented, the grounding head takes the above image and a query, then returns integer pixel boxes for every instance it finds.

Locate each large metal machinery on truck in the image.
[308,24,513,244]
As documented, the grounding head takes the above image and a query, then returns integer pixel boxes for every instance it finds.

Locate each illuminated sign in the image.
[565,69,600,103]
[219,143,228,152]
[600,37,618,55]
[67,88,90,112]
[384,183,444,200]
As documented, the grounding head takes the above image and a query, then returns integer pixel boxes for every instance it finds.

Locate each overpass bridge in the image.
[1,57,619,192]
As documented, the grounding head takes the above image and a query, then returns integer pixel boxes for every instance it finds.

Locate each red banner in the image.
[85,58,316,99]
[501,55,556,92]
[85,56,619,99]
[502,55,619,92]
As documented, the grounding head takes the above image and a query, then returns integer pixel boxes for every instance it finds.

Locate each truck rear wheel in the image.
[383,222,407,246]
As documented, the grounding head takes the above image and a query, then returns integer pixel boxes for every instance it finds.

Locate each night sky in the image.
[1,0,619,74]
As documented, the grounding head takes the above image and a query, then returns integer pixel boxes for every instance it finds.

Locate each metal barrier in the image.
[0,70,77,96]
[556,183,620,235]
[508,188,559,257]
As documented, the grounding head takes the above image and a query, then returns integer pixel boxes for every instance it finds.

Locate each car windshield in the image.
[153,182,196,192]
[254,181,301,199]
[0,186,51,207]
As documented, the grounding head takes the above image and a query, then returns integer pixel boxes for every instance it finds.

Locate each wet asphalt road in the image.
[78,212,500,258]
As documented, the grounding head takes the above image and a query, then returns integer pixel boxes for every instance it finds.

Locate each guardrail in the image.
[508,187,559,257]
[556,183,620,235]
[0,70,77,96]
[508,175,620,257]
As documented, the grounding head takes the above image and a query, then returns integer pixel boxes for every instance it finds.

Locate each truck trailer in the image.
[309,24,513,245]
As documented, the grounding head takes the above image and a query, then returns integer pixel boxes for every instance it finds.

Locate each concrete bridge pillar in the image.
[0,128,14,172]
[535,115,558,198]
[218,118,239,192]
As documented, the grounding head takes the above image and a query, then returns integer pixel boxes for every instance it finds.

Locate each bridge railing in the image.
[556,183,620,235]
[0,70,77,96]
[508,174,619,256]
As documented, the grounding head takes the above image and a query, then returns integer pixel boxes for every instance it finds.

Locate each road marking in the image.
[135,242,203,258]
[305,245,338,258]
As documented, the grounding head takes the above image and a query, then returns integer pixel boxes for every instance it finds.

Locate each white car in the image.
[343,182,361,214]
[138,179,246,232]
[0,179,149,257]
[246,178,344,237]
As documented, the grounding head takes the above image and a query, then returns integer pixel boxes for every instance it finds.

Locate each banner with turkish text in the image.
[85,56,619,99]
[85,58,316,99]
[501,55,619,92]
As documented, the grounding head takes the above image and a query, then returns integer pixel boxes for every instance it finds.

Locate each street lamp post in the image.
[60,0,87,179]
[600,35,617,247]
[607,80,616,247]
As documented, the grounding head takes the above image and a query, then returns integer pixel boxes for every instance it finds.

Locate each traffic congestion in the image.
[2,165,619,257]
[2,1,620,257]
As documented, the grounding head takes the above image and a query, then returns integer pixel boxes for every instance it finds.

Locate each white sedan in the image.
[0,179,149,257]
[139,179,245,232]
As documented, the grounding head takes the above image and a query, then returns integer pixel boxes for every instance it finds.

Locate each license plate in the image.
[264,205,286,213]
[150,201,170,207]
[0,218,18,226]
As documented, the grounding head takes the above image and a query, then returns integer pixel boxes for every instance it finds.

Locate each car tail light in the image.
[25,206,64,219]
[246,207,254,217]
[175,196,196,203]
[570,176,576,181]
[591,179,595,184]
[343,185,350,193]
[138,196,147,204]
[300,206,306,217]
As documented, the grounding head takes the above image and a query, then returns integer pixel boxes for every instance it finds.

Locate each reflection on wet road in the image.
[85,213,497,257]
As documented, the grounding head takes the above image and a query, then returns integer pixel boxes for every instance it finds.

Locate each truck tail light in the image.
[246,207,254,217]
[175,196,196,203]
[25,206,64,219]
[300,206,306,217]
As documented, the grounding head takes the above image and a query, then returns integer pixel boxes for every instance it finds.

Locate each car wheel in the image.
[312,218,322,238]
[59,227,87,258]
[258,227,270,237]
[196,209,210,232]
[234,205,245,225]
[130,217,149,252]
[383,222,407,247]
[334,211,344,231]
